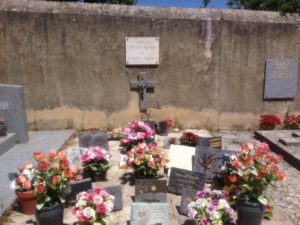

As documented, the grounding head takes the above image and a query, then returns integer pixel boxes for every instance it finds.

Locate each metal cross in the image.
[130,72,155,112]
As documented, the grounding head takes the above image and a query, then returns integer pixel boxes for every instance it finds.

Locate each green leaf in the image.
[241,184,253,191]
[36,203,44,210]
[258,195,268,205]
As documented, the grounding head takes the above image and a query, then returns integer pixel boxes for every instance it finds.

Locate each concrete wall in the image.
[0,0,300,131]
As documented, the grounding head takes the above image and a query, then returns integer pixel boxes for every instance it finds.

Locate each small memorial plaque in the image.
[131,203,168,225]
[69,178,93,201]
[168,167,205,195]
[168,144,195,174]
[264,58,298,99]
[79,130,109,150]
[67,147,86,169]
[179,188,197,215]
[193,147,237,181]
[103,185,123,211]
[126,37,159,65]
[135,179,167,203]
[198,137,222,149]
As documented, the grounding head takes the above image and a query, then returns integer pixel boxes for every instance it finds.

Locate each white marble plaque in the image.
[168,145,195,175]
[126,37,159,65]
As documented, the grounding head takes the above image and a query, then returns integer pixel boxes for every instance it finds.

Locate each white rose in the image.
[210,210,220,220]
[76,199,87,208]
[10,181,16,190]
[83,207,95,218]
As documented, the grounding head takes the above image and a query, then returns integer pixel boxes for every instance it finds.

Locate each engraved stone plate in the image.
[135,179,167,203]
[198,136,222,149]
[103,185,123,211]
[131,203,168,225]
[179,188,197,215]
[264,58,298,99]
[168,144,195,174]
[126,37,159,65]
[168,167,205,195]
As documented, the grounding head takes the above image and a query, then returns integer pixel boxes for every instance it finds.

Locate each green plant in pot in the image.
[81,146,112,182]
[223,142,287,225]
[33,149,79,225]
[0,117,7,137]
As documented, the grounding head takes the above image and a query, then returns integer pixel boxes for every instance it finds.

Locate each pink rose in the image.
[147,161,153,168]
[58,151,67,161]
[96,203,108,215]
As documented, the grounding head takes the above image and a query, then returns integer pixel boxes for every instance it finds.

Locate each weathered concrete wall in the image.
[0,0,300,130]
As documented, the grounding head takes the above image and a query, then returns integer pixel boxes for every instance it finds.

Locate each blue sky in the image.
[137,0,228,8]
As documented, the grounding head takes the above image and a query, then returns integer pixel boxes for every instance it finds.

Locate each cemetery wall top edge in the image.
[0,0,299,24]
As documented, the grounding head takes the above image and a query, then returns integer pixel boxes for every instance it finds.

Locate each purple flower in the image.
[188,208,197,220]
[225,206,234,216]
[199,217,211,225]
[206,204,216,215]
[211,199,219,206]
[196,191,207,198]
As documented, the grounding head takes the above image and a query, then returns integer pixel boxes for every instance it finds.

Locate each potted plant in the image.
[187,190,234,225]
[223,142,287,225]
[120,121,155,151]
[122,143,166,178]
[71,188,114,225]
[179,132,198,147]
[33,149,79,225]
[0,117,7,137]
[259,114,281,130]
[81,146,112,182]
[10,162,37,215]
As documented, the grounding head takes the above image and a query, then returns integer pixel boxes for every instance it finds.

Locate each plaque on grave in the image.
[168,167,205,195]
[103,185,123,211]
[126,37,159,65]
[79,130,109,150]
[179,188,197,215]
[67,147,86,169]
[131,203,168,225]
[264,58,298,100]
[168,144,195,173]
[68,178,93,202]
[135,179,167,203]
[193,147,237,181]
[198,136,222,149]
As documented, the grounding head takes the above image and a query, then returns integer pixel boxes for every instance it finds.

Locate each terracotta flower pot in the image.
[16,191,37,215]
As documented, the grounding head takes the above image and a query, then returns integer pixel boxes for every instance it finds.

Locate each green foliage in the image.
[47,0,136,4]
[202,0,300,14]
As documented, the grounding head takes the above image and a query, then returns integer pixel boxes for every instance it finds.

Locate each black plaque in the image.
[103,185,123,211]
[198,136,222,149]
[69,178,93,201]
[193,147,237,181]
[168,167,205,195]
[179,188,197,215]
[135,179,167,203]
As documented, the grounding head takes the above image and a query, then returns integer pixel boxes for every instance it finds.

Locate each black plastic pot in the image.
[156,121,168,136]
[84,169,107,182]
[35,202,64,225]
[237,201,265,225]
[0,124,7,137]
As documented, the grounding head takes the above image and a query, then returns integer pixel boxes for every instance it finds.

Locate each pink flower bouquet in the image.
[120,121,155,150]
[72,188,114,225]
[11,162,36,192]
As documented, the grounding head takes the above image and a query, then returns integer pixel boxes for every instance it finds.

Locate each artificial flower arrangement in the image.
[259,114,281,130]
[179,132,198,147]
[187,190,234,225]
[81,146,112,182]
[222,142,286,220]
[11,162,36,192]
[72,188,114,225]
[108,127,124,141]
[33,149,80,210]
[122,143,166,177]
[120,121,155,150]
[283,112,300,129]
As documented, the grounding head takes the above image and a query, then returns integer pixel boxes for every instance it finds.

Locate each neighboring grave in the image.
[0,84,28,143]
[135,179,167,203]
[130,202,168,225]
[264,58,298,100]
[168,167,205,195]
[255,130,300,170]
[79,130,109,150]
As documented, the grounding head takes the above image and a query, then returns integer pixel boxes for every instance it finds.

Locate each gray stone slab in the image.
[0,130,73,214]
[0,84,29,143]
[79,130,109,150]
[179,188,197,215]
[279,137,300,146]
[135,179,167,203]
[68,178,93,203]
[103,185,123,212]
[168,167,205,195]
[0,133,17,156]
[292,131,300,137]
[264,58,298,99]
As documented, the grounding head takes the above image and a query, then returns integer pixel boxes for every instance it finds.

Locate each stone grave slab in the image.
[168,144,195,173]
[0,84,28,142]
[168,167,205,195]
[67,146,86,169]
[79,130,109,150]
[255,130,300,170]
[179,188,197,215]
[193,147,237,181]
[292,131,300,137]
[68,178,93,203]
[264,58,298,100]
[103,185,123,211]
[135,179,167,203]
[279,136,300,146]
[130,202,168,225]
[198,136,222,149]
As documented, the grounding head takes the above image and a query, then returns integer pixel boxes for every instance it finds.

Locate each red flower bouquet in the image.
[179,132,198,146]
[259,114,281,130]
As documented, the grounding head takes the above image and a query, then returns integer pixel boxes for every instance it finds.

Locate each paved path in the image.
[0,130,73,214]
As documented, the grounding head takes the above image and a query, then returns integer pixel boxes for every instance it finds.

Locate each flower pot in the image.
[35,202,64,225]
[84,169,107,182]
[156,121,168,136]
[0,124,7,137]
[16,191,37,215]
[237,201,265,225]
